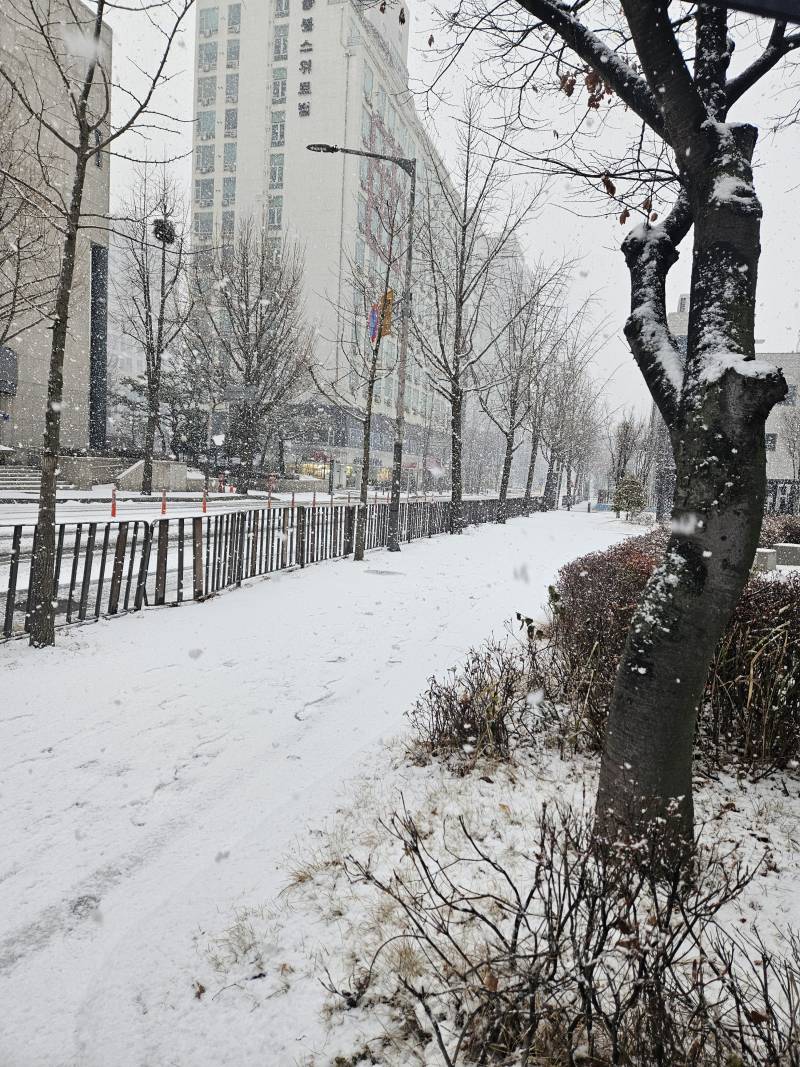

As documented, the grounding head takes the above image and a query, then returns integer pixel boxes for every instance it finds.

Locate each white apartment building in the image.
[189,0,450,485]
[0,0,112,463]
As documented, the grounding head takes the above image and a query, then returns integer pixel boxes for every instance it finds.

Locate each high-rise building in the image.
[0,0,112,463]
[189,0,450,485]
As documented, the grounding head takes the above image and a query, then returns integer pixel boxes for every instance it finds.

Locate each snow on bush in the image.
[547,530,800,770]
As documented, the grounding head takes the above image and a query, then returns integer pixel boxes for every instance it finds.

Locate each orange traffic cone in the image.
[161,490,167,515]
[202,490,207,514]
[111,487,117,518]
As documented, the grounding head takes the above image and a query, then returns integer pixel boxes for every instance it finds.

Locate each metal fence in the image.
[1,495,540,640]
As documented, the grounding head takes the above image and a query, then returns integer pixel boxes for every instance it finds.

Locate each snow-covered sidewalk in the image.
[1,511,634,1067]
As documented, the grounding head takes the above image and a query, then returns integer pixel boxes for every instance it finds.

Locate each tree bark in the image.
[142,402,157,495]
[596,127,786,858]
[523,432,539,506]
[354,387,376,561]
[28,158,89,647]
[496,427,515,524]
[449,387,464,534]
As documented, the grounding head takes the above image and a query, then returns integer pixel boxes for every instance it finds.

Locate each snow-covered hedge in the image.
[548,530,800,771]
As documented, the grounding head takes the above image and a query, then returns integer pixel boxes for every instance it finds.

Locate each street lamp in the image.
[307,141,416,552]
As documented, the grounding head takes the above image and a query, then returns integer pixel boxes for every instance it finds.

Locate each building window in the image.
[195,177,214,206]
[299,59,311,74]
[387,104,396,134]
[301,17,313,31]
[199,6,219,36]
[298,80,311,95]
[194,212,214,240]
[299,39,312,52]
[355,238,365,271]
[271,111,285,146]
[272,67,287,103]
[222,176,236,205]
[227,2,241,32]
[268,195,283,228]
[274,25,289,60]
[223,141,237,171]
[198,76,216,105]
[267,236,282,262]
[224,108,238,137]
[375,85,385,118]
[269,153,284,189]
[298,102,310,117]
[678,294,689,314]
[357,198,366,233]
[275,0,290,15]
[225,73,239,102]
[221,210,235,238]
[361,108,371,145]
[226,38,240,68]
[302,0,314,8]
[766,433,777,451]
[359,156,369,187]
[197,110,216,138]
[198,42,218,69]
[195,144,215,172]
[363,62,373,98]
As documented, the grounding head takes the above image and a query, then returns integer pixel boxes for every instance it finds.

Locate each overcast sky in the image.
[109,2,800,417]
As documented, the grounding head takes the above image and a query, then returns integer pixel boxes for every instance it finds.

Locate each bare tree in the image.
[186,220,311,495]
[436,0,799,858]
[475,261,565,522]
[0,0,194,647]
[312,198,404,560]
[412,94,539,533]
[606,409,647,499]
[115,165,192,494]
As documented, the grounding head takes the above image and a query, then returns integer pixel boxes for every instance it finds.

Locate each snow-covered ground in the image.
[1,512,635,1066]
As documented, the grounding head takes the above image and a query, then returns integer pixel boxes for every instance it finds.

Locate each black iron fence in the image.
[1,495,540,640]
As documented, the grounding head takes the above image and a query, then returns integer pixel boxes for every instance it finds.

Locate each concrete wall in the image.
[117,460,188,492]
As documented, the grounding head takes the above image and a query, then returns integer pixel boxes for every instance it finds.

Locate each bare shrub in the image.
[406,641,545,765]
[343,802,800,1066]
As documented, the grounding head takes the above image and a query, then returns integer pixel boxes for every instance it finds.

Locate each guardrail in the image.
[1,495,540,640]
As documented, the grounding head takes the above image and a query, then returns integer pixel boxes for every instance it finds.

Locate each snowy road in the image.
[0,512,635,1066]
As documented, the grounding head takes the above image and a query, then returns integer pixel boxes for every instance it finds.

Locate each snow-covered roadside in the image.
[1,511,635,1067]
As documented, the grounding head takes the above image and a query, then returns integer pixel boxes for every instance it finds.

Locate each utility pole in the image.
[307,143,416,551]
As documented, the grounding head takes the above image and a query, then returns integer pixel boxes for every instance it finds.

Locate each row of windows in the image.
[197,108,238,138]
[197,73,238,106]
[194,176,236,207]
[198,3,241,36]
[195,141,237,172]
[362,62,415,160]
[198,38,239,70]
[193,209,235,240]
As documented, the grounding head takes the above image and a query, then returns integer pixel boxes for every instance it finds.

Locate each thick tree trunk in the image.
[449,388,464,534]
[28,160,89,648]
[496,428,515,524]
[142,402,158,495]
[542,452,560,511]
[596,128,786,859]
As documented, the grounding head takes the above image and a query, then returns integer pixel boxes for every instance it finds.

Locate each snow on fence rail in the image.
[1,496,540,640]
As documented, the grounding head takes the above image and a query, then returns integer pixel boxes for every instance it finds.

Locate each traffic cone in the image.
[111,487,117,518]
[202,490,207,514]
[161,490,167,515]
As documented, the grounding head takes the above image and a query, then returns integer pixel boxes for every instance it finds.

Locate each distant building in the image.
[663,295,799,514]
[0,0,112,463]
[188,0,450,486]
